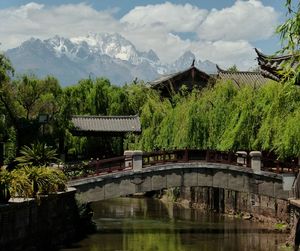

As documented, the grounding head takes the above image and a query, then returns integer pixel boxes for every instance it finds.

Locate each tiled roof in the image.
[255,48,300,82]
[150,66,210,88]
[216,65,271,88]
[71,115,141,133]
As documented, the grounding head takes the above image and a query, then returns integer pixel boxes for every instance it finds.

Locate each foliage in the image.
[0,166,66,202]
[63,78,151,157]
[276,0,300,53]
[0,165,67,200]
[16,142,59,166]
[133,80,300,159]
[0,167,31,198]
[0,53,14,84]
[4,127,17,164]
[10,168,32,197]
[22,166,67,195]
[275,0,300,85]
[0,168,12,186]
[227,65,238,72]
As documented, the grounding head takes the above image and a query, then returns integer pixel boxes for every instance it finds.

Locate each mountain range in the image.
[5,33,217,86]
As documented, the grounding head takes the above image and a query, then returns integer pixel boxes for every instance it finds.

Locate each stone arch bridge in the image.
[65,149,300,248]
[69,161,291,204]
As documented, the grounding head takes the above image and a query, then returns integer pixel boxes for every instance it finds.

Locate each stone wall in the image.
[0,188,79,251]
[178,186,289,222]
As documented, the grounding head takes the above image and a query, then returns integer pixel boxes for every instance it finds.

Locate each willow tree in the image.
[277,0,300,53]
[276,0,300,85]
[136,90,172,151]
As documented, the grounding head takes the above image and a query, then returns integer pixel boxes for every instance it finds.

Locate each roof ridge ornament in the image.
[216,64,225,73]
[191,59,195,67]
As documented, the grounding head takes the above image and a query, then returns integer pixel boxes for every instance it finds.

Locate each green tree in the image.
[227,65,238,73]
[277,0,300,53]
[276,0,300,84]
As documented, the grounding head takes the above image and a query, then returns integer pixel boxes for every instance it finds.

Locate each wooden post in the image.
[162,148,166,163]
[96,158,100,175]
[228,152,233,164]
[184,147,188,162]
[276,160,280,174]
[206,150,210,162]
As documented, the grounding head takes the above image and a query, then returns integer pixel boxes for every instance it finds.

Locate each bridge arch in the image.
[69,162,288,204]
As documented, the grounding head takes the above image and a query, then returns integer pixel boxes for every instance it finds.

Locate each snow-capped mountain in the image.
[5,33,217,86]
[169,51,217,74]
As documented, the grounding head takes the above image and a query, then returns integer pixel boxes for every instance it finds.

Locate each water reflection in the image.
[60,197,288,251]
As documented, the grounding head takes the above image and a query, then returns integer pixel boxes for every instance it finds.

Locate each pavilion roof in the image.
[255,48,300,82]
[216,65,270,88]
[150,66,210,89]
[71,115,141,135]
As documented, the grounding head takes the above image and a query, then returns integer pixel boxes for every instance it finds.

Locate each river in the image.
[60,197,288,251]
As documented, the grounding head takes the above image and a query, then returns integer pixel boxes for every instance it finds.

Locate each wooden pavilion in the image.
[70,115,141,159]
[71,115,141,136]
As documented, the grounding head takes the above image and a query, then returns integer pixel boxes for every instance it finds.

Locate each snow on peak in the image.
[70,32,142,63]
[45,35,75,57]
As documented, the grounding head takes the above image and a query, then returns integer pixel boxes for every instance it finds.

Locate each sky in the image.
[0,0,288,70]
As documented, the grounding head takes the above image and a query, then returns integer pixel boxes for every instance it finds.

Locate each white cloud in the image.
[198,0,279,41]
[121,2,208,32]
[192,40,256,69]
[0,2,122,49]
[0,1,280,70]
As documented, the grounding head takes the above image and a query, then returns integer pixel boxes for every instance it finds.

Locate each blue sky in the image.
[0,0,288,69]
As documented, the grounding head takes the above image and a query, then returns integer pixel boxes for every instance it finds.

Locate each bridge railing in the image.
[63,149,300,179]
[63,155,132,179]
[261,157,299,173]
[142,148,299,174]
[142,149,243,166]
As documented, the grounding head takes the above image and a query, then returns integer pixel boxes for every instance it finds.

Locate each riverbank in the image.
[159,187,291,233]
[158,189,294,250]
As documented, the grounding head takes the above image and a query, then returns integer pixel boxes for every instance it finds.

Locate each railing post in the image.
[184,147,188,162]
[214,150,217,162]
[228,152,233,164]
[249,151,262,173]
[236,151,247,167]
[96,158,100,175]
[124,151,134,169]
[276,160,280,174]
[206,150,210,162]
[132,150,143,171]
[163,148,166,163]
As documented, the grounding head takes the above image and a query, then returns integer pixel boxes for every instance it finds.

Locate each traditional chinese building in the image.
[150,61,212,97]
[71,115,141,136]
[255,48,300,84]
[69,115,141,158]
[216,65,270,88]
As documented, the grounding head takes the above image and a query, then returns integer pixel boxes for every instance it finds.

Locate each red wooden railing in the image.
[143,149,243,166]
[63,148,300,180]
[143,149,300,173]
